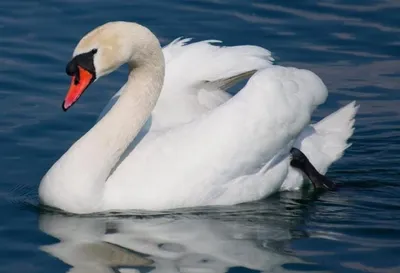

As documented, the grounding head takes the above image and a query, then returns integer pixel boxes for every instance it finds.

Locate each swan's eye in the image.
[91,48,98,54]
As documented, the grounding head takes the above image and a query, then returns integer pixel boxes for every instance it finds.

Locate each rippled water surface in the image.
[1,0,399,272]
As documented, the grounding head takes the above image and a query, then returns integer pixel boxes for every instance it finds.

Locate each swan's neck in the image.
[40,51,164,213]
[85,62,164,179]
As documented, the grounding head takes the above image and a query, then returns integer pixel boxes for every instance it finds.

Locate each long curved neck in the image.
[40,46,164,213]
[80,60,164,181]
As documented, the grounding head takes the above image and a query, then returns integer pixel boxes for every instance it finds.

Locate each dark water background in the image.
[0,0,399,272]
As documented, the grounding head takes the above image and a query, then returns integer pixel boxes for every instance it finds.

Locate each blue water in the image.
[1,0,399,272]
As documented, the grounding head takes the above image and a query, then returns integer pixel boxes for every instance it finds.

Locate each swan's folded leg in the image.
[290,147,337,190]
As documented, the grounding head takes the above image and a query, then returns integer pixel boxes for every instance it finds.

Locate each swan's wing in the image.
[153,38,274,129]
[162,38,274,93]
[161,38,273,102]
[106,66,329,209]
[98,39,274,129]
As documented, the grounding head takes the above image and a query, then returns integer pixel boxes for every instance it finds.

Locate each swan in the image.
[39,21,358,214]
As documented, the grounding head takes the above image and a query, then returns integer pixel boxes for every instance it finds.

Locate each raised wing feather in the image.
[98,39,274,130]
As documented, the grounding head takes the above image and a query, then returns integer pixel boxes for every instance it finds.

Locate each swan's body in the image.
[39,22,357,214]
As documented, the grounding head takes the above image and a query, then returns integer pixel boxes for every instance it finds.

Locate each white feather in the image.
[39,22,358,213]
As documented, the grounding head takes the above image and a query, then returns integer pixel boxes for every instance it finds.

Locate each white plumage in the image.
[39,22,357,214]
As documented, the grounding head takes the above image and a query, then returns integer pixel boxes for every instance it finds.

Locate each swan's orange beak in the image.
[62,66,95,111]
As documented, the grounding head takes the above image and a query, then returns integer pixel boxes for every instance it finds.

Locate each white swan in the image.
[39,21,358,214]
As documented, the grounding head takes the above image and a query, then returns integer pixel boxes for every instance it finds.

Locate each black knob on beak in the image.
[66,59,78,76]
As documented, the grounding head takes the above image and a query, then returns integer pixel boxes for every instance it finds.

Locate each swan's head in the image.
[62,21,161,111]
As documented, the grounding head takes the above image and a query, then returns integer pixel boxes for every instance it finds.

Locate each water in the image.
[0,0,399,272]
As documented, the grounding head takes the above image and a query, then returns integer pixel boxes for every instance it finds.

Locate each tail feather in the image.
[313,101,358,164]
[294,101,358,174]
[281,101,358,191]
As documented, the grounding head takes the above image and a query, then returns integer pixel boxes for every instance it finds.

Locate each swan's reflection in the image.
[39,194,314,273]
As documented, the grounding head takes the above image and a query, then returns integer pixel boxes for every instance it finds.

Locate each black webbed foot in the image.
[290,147,337,191]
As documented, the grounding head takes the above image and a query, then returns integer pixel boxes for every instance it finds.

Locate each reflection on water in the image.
[38,192,318,273]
